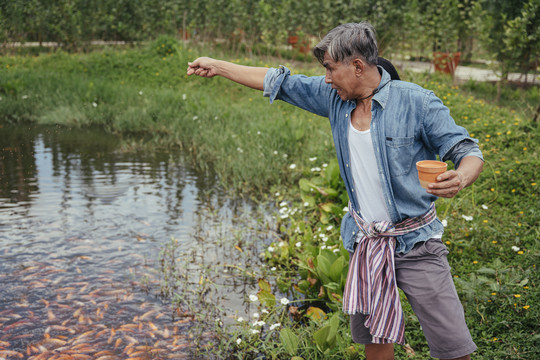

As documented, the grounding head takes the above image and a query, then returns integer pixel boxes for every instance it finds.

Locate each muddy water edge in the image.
[0,124,276,359]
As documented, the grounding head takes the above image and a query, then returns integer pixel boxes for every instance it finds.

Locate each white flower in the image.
[92,102,98,107]
[289,164,297,169]
[257,131,261,135]
[253,312,259,318]
[270,267,277,271]
[343,206,349,212]
[482,204,488,210]
[139,91,143,95]
[182,93,187,100]
[326,225,334,231]
[278,241,286,247]
[311,167,321,172]
[0,96,3,101]
[268,246,274,252]
[511,246,520,252]
[303,201,309,207]
[249,294,258,302]
[442,219,448,227]
[296,241,302,247]
[322,163,328,167]
[269,323,281,330]
[237,317,244,322]
[215,116,218,120]
[275,192,280,196]
[192,115,198,120]
[236,338,242,345]
[252,320,265,327]
[321,245,327,250]
[261,309,269,314]
[250,329,260,334]
[333,248,340,253]
[283,154,288,158]
[462,215,473,221]
[273,151,278,155]
[22,95,29,99]
[280,297,290,305]
[279,207,288,214]
[237,147,244,153]
[309,157,317,162]
[280,213,289,219]
[279,201,287,207]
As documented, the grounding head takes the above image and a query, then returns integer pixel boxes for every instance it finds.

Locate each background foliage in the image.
[1,0,538,77]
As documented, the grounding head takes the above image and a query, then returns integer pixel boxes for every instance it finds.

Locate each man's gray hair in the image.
[313,22,378,66]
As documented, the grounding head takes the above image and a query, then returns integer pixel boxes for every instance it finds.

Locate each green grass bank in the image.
[1,39,538,359]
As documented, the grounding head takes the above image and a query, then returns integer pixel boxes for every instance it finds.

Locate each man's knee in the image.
[365,343,394,360]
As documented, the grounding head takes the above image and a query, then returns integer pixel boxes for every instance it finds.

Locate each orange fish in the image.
[0,350,20,359]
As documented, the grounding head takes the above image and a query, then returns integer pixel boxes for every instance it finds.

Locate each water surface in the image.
[0,124,271,358]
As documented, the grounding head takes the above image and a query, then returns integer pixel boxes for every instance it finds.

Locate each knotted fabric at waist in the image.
[343,202,437,344]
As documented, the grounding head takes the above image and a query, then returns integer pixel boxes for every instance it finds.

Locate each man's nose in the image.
[325,72,332,84]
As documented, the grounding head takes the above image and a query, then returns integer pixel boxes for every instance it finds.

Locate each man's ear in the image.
[352,58,365,76]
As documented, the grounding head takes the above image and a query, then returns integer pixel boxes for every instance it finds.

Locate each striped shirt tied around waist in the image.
[343,202,437,345]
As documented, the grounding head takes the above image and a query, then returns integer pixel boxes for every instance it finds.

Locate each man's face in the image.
[322,53,357,101]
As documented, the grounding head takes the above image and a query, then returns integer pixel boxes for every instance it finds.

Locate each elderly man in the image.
[187,22,482,360]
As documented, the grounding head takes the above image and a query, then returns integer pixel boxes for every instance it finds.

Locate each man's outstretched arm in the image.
[186,57,268,91]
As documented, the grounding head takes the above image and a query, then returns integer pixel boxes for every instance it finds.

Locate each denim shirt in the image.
[263,66,483,253]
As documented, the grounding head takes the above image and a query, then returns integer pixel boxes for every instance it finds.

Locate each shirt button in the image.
[346,164,349,168]
[352,231,356,235]
[351,189,354,192]
[345,113,348,117]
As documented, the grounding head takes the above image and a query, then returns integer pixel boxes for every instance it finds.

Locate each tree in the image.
[477,0,539,99]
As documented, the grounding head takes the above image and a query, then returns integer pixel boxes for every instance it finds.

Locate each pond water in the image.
[0,124,274,358]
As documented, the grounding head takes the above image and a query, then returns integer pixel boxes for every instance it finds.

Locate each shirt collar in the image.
[372,66,391,109]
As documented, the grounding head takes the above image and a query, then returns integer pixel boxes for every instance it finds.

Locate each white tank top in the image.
[348,121,391,223]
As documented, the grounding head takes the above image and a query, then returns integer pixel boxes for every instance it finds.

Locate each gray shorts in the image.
[349,238,477,359]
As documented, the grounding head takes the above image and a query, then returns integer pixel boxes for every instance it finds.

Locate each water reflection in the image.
[0,124,270,357]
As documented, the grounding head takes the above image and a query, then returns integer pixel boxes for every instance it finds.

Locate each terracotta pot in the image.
[416,160,448,189]
[299,41,310,54]
[288,36,299,48]
[432,52,461,75]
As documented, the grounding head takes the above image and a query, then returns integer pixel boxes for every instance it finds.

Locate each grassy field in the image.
[1,39,538,359]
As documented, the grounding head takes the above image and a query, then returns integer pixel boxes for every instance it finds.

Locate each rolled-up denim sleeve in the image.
[263,66,290,103]
[263,66,331,118]
[422,92,482,165]
[442,139,484,168]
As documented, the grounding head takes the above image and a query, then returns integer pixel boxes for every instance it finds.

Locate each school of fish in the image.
[0,260,203,359]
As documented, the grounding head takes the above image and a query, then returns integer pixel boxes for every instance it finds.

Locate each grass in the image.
[1,39,538,359]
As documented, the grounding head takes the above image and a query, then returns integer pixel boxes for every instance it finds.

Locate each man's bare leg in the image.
[365,343,394,360]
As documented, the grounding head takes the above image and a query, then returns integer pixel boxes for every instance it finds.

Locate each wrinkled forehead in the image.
[322,52,338,66]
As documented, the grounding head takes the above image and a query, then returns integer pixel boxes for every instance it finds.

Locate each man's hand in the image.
[187,57,219,78]
[426,170,465,198]
[426,156,483,198]
[186,57,268,91]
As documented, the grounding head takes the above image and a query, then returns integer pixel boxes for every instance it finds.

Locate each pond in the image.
[0,124,274,358]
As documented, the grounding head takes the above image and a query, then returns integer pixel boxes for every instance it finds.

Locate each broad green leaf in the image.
[320,202,333,212]
[299,178,315,192]
[306,306,327,321]
[280,328,299,356]
[297,280,311,291]
[329,256,345,283]
[257,290,276,307]
[316,254,332,278]
[313,325,331,351]
[258,278,272,293]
